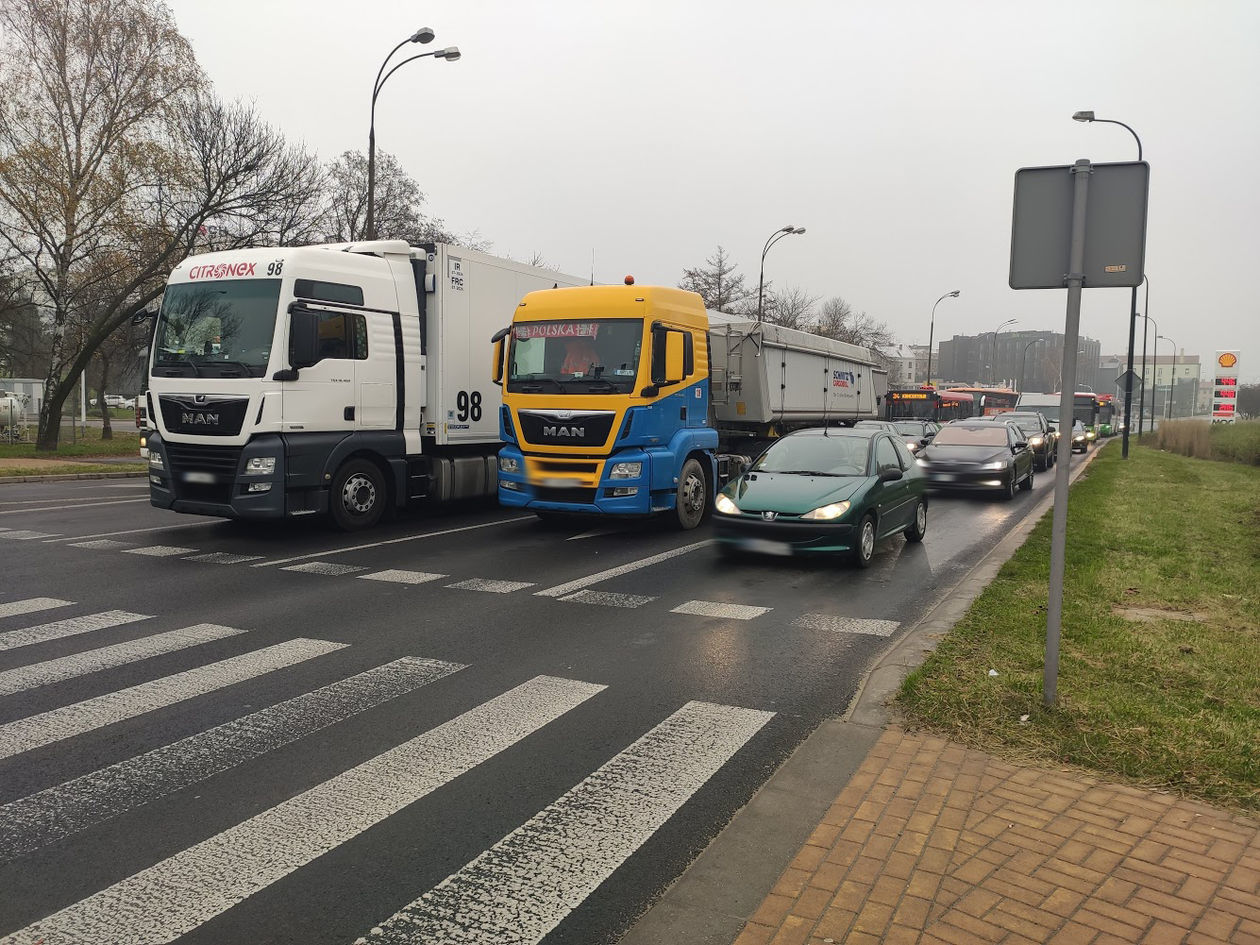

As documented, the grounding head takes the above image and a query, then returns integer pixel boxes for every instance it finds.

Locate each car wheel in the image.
[1001,470,1017,501]
[850,514,877,568]
[329,459,386,531]
[675,458,708,530]
[1020,465,1034,491]
[905,500,927,543]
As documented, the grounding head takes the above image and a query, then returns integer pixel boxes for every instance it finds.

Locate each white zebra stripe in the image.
[0,610,151,652]
[0,656,465,862]
[446,578,536,594]
[0,624,245,696]
[183,552,264,565]
[534,540,712,597]
[6,675,604,945]
[558,590,656,609]
[0,598,71,620]
[671,600,772,620]
[0,530,58,540]
[122,545,196,557]
[68,539,135,550]
[358,569,447,585]
[358,700,774,945]
[792,613,900,636]
[281,562,368,576]
[0,638,346,761]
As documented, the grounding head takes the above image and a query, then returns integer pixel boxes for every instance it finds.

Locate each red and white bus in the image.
[943,387,1020,416]
[885,388,977,423]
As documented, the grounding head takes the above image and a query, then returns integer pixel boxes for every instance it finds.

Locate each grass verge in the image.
[0,463,144,478]
[1152,418,1260,464]
[898,443,1260,811]
[0,427,142,459]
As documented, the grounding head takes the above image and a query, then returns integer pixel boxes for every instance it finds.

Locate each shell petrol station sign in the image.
[1212,350,1241,422]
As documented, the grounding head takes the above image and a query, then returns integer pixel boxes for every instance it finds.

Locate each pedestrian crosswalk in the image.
[0,596,778,945]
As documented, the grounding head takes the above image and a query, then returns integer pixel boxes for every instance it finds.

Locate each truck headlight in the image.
[243,456,276,476]
[610,461,642,479]
[714,493,739,515]
[148,451,164,469]
[802,501,850,521]
[499,456,520,473]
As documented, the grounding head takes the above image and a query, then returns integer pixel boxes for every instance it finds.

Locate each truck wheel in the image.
[675,458,708,530]
[330,459,386,531]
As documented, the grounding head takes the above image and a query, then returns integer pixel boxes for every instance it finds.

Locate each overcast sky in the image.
[166,0,1260,382]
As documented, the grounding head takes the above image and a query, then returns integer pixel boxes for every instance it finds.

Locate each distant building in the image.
[887,344,930,386]
[936,330,1100,393]
[1100,351,1200,418]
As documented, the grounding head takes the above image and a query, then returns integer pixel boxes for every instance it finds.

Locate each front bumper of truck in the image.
[496,445,658,516]
[147,432,289,520]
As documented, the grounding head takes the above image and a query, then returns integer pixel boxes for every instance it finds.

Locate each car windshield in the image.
[153,279,281,378]
[507,319,643,394]
[893,422,927,436]
[752,435,870,476]
[933,426,1009,447]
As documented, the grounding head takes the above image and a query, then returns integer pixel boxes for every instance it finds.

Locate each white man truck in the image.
[491,284,888,528]
[145,241,585,529]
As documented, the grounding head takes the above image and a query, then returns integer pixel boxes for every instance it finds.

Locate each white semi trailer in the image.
[145,241,585,529]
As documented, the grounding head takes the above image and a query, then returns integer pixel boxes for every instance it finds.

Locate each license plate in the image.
[184,471,216,484]
[541,477,573,488]
[741,538,792,556]
[935,473,957,482]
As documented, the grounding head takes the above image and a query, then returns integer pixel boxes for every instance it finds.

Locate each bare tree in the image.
[678,246,754,313]
[0,0,327,450]
[813,296,896,351]
[763,285,819,331]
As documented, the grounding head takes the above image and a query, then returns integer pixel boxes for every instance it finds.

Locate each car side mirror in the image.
[1046,425,1057,435]
[920,437,930,446]
[288,309,320,370]
[878,467,903,482]
[1013,441,1028,451]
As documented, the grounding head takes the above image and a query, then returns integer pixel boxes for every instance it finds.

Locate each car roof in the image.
[789,427,879,438]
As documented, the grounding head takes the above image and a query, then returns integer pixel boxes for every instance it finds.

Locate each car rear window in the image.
[933,426,1009,447]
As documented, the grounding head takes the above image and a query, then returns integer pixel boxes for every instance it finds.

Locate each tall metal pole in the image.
[757,226,803,323]
[1019,339,1037,393]
[1144,315,1159,429]
[1121,286,1138,457]
[925,290,959,387]
[366,37,410,242]
[1045,158,1091,708]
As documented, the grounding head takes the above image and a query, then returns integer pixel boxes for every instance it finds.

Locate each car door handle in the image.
[344,406,355,421]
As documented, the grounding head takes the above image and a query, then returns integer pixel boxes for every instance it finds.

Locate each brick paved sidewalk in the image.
[734,727,1260,945]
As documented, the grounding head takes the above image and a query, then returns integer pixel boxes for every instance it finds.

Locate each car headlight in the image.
[610,461,642,479]
[498,456,520,473]
[916,457,930,467]
[1073,434,1085,441]
[905,439,920,452]
[714,493,739,515]
[981,461,1007,470]
[802,501,850,521]
[243,456,276,476]
[1086,430,1096,439]
[148,451,164,469]
[1028,436,1044,447]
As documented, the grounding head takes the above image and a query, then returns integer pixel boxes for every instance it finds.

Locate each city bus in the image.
[943,387,1019,416]
[885,388,977,423]
[1073,392,1100,442]
[1094,393,1118,436]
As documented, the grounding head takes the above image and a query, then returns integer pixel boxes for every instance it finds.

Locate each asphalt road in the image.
[0,455,1082,945]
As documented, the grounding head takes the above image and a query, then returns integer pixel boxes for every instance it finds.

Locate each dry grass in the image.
[1153,418,1260,465]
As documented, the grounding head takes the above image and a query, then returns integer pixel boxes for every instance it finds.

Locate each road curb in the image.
[0,469,147,485]
[617,441,1110,945]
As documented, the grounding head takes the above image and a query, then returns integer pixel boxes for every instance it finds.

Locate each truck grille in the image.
[165,443,242,505]
[517,410,615,447]
[159,395,248,436]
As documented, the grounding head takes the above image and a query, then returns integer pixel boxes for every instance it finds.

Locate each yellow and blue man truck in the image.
[491,283,887,528]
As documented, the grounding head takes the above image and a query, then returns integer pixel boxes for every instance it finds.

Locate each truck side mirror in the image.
[490,326,510,387]
[130,307,157,325]
[289,309,320,370]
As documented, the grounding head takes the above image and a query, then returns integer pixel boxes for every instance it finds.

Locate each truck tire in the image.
[330,459,386,531]
[675,458,708,530]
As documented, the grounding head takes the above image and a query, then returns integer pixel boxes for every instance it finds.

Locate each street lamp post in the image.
[1019,339,1038,393]
[988,318,1017,385]
[1158,334,1177,419]
[1137,276,1151,436]
[1143,314,1158,429]
[925,290,960,387]
[366,28,460,241]
[1073,110,1144,457]
[756,225,805,322]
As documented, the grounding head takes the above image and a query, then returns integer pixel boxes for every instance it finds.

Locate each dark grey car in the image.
[916,420,1035,500]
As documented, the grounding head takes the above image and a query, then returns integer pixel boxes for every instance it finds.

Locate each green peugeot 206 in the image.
[712,427,929,567]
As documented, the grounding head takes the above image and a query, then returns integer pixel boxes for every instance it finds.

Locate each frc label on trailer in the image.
[449,258,465,291]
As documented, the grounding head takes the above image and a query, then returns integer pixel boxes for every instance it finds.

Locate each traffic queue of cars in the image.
[712,410,1077,565]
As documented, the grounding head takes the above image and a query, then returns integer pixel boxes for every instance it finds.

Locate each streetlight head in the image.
[792,227,806,235]
[1072,110,1095,123]
[780,225,796,233]
[439,46,461,61]
[410,26,436,44]
[948,290,960,297]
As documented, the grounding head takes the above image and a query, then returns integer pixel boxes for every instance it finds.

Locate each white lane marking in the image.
[0,638,346,761]
[0,611,151,652]
[0,530,59,540]
[0,623,246,696]
[122,545,196,557]
[0,498,149,515]
[43,520,216,543]
[358,700,774,945]
[358,569,447,585]
[7,675,604,945]
[281,561,368,576]
[535,540,712,598]
[0,598,72,620]
[0,656,465,862]
[446,578,536,594]
[183,552,264,565]
[792,614,900,636]
[559,590,656,609]
[671,600,772,620]
[68,539,136,550]
[254,515,535,568]
[565,528,624,541]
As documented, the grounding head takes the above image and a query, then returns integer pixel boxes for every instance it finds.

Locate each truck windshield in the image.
[153,279,282,378]
[507,319,642,394]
